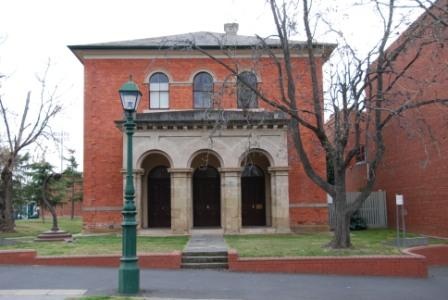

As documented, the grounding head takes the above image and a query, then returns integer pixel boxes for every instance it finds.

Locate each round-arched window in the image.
[237,71,258,109]
[149,72,169,109]
[193,72,213,109]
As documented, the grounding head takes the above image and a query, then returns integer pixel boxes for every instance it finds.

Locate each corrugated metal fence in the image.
[328,191,388,228]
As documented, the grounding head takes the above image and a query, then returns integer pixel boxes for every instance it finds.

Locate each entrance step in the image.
[181,251,228,269]
[182,234,229,269]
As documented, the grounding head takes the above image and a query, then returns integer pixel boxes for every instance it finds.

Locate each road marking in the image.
[0,289,86,296]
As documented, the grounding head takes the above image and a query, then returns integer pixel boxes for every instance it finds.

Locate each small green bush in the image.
[350,211,367,231]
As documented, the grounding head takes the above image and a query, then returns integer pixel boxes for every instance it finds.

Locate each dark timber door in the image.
[148,166,171,228]
[193,166,221,227]
[242,165,266,226]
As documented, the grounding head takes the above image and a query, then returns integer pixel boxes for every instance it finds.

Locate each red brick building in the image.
[69,24,334,233]
[345,1,448,237]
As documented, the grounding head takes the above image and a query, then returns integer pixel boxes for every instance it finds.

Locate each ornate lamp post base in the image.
[118,260,139,294]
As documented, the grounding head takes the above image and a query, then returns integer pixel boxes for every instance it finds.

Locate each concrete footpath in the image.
[183,233,228,253]
[0,265,447,300]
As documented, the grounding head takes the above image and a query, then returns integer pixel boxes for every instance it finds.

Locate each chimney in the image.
[224,23,239,35]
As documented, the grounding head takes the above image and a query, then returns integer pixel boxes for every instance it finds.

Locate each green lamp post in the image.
[118,77,142,294]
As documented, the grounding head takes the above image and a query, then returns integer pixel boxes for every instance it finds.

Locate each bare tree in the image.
[184,0,447,248]
[0,63,62,232]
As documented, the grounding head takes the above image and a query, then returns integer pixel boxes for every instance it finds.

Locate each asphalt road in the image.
[0,265,447,300]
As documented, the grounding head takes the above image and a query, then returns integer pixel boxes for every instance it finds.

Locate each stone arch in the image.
[188,69,218,83]
[188,149,223,169]
[138,149,173,170]
[238,148,274,168]
[144,70,173,83]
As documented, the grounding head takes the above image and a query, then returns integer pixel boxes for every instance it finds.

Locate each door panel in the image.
[242,165,266,226]
[148,166,171,228]
[193,167,221,227]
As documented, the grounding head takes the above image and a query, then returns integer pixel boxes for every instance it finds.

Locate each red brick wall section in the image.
[42,201,83,218]
[0,250,181,269]
[83,54,329,231]
[0,250,37,265]
[228,250,428,278]
[344,3,448,238]
[404,245,448,266]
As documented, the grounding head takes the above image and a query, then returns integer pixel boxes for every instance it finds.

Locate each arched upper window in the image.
[237,71,258,109]
[149,72,169,109]
[193,72,213,109]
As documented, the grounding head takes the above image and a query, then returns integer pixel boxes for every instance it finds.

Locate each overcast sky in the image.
[0,0,421,171]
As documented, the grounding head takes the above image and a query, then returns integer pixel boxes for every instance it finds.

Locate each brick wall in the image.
[83,54,327,231]
[344,2,448,237]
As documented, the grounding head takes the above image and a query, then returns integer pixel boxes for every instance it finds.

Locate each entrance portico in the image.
[124,110,291,234]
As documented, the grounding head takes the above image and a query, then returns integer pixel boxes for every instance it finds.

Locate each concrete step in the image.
[182,255,228,264]
[181,262,229,269]
[182,251,228,257]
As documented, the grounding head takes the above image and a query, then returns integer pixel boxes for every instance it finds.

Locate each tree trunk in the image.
[70,183,75,220]
[330,177,352,248]
[0,167,15,232]
[331,209,352,248]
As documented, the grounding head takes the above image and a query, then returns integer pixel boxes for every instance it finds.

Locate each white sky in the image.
[0,0,421,172]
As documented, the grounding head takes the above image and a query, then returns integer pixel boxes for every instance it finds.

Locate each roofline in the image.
[68,42,336,51]
[68,42,337,64]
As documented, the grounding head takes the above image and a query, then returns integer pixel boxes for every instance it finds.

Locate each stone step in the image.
[182,255,228,264]
[181,262,229,269]
[182,251,228,257]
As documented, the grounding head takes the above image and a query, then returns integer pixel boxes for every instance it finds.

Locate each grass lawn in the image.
[0,235,188,256]
[0,217,83,238]
[225,229,416,257]
[0,217,188,256]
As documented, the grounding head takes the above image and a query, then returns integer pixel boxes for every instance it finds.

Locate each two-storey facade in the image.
[69,24,334,234]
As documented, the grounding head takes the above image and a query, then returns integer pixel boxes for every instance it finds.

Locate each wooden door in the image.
[193,166,221,227]
[242,165,266,226]
[148,166,171,228]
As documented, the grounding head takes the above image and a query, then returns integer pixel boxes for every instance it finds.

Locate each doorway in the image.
[242,164,267,226]
[148,166,171,228]
[193,166,221,227]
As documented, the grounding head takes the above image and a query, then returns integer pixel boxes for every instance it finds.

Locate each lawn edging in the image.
[0,249,181,269]
[403,244,448,266]
[1,245,447,277]
[227,244,448,278]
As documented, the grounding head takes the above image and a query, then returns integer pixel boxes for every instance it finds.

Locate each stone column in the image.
[168,168,193,234]
[219,167,243,234]
[269,166,291,233]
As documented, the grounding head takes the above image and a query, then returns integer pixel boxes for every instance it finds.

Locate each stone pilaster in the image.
[219,167,243,234]
[269,166,291,233]
[168,168,193,234]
